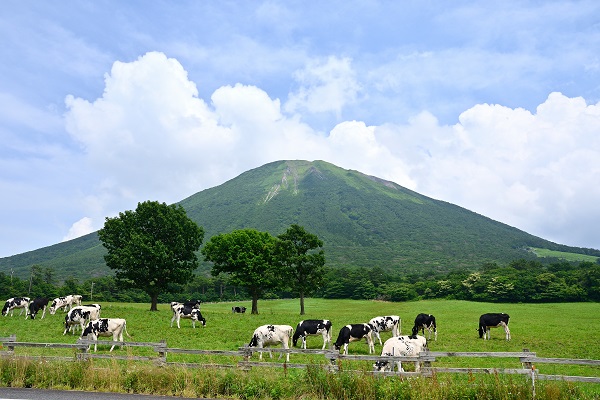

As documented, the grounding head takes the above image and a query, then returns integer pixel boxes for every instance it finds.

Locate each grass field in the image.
[529,247,599,263]
[1,299,599,398]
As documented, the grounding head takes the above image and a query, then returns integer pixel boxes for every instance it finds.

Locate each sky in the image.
[1,1,600,258]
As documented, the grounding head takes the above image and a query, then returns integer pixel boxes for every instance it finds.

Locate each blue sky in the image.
[1,1,600,258]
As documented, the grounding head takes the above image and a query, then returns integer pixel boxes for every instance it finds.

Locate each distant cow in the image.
[170,304,206,329]
[248,324,294,362]
[369,315,401,345]
[292,319,332,350]
[232,306,247,313]
[412,313,437,341]
[63,304,101,335]
[333,323,375,355]
[478,313,511,340]
[49,295,81,314]
[28,297,49,319]
[81,318,131,352]
[2,297,31,317]
[373,335,428,373]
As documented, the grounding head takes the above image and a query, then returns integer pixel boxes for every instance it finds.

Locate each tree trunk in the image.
[251,292,259,314]
[300,290,305,315]
[150,293,159,311]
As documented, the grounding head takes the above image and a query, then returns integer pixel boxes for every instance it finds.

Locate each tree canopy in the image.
[98,200,204,311]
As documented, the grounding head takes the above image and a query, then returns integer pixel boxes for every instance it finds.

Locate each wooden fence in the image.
[1,335,599,384]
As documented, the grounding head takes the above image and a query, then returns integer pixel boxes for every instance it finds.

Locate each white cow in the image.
[80,318,131,352]
[2,297,31,317]
[49,295,81,314]
[368,315,401,345]
[373,335,428,373]
[63,305,101,335]
[170,304,206,329]
[248,324,294,362]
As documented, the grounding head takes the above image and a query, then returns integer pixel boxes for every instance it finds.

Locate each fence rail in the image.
[1,335,598,383]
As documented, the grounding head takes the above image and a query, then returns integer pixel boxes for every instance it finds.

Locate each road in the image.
[0,388,205,400]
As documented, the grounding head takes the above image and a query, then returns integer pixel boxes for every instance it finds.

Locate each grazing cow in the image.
[80,318,131,352]
[478,313,511,340]
[232,306,247,313]
[63,304,101,335]
[170,304,206,329]
[49,295,80,314]
[333,323,375,355]
[368,315,401,345]
[2,297,31,317]
[292,319,332,350]
[248,324,294,362]
[28,297,49,319]
[373,335,428,373]
[412,313,438,341]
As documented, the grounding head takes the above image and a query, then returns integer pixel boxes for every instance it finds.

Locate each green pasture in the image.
[1,299,599,377]
[530,247,599,263]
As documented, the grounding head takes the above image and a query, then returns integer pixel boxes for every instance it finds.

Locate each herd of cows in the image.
[1,295,512,372]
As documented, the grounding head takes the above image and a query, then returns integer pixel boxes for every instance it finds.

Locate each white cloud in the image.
[63,217,94,242]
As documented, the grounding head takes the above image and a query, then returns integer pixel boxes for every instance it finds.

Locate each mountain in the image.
[1,160,595,281]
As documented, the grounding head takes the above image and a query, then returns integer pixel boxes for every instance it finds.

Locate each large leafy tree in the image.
[276,224,325,315]
[98,200,204,311]
[202,229,278,314]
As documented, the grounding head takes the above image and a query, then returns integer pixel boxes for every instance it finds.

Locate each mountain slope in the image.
[1,160,593,281]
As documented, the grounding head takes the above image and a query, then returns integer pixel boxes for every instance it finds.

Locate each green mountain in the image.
[2,160,596,281]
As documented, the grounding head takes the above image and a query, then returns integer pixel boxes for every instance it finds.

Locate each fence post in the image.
[156,339,167,366]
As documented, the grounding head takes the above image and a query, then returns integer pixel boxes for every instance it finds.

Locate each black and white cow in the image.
[412,313,438,341]
[63,304,102,335]
[368,315,401,345]
[232,306,247,313]
[292,319,332,350]
[373,335,428,373]
[333,323,375,355]
[80,318,131,352]
[478,313,511,340]
[170,304,206,329]
[49,295,81,314]
[248,324,294,362]
[27,297,49,319]
[2,297,31,317]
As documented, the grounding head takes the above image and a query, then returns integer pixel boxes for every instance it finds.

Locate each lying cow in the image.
[28,297,49,319]
[49,295,80,314]
[333,323,375,355]
[232,306,247,313]
[248,324,293,362]
[64,304,101,335]
[368,315,401,345]
[478,313,511,340]
[170,304,206,329]
[2,297,31,317]
[80,318,131,352]
[412,313,437,341]
[292,319,332,350]
[373,335,428,372]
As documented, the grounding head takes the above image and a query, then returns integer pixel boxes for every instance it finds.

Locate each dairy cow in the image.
[2,297,31,317]
[373,335,428,372]
[248,324,294,362]
[63,304,101,335]
[28,297,49,319]
[412,313,437,341]
[80,318,131,352]
[49,295,82,314]
[292,319,332,350]
[333,323,375,355]
[368,315,401,345]
[478,313,511,340]
[170,304,206,329]
[232,306,247,313]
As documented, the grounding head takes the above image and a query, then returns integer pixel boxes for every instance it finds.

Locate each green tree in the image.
[202,229,278,314]
[276,224,325,315]
[98,200,204,311]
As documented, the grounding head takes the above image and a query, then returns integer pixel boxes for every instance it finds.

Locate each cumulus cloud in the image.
[62,217,94,242]
[64,52,600,250]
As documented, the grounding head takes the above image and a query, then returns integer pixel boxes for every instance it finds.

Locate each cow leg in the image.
[321,332,327,350]
[343,343,349,355]
[41,307,46,319]
[301,336,307,349]
[502,323,511,340]
[376,331,382,346]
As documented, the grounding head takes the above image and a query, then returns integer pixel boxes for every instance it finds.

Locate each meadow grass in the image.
[529,247,599,263]
[0,299,599,398]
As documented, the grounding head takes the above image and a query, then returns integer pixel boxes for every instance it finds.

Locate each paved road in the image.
[0,388,205,400]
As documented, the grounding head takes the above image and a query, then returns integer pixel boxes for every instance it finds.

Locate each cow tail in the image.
[124,321,132,338]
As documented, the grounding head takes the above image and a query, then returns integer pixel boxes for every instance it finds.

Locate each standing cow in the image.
[412,313,438,341]
[28,297,49,319]
[49,295,81,314]
[63,305,101,335]
[232,306,247,313]
[2,297,31,317]
[80,318,131,352]
[478,313,511,340]
[373,335,428,372]
[248,324,294,362]
[292,319,332,350]
[333,323,375,355]
[170,304,206,329]
[368,315,401,345]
